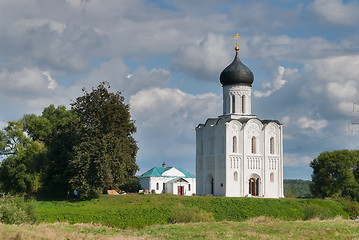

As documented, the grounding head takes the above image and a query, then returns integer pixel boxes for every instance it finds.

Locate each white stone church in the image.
[195,35,284,198]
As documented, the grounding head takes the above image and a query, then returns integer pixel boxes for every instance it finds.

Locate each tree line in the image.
[0,82,140,199]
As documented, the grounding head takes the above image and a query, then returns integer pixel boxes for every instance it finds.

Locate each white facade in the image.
[138,165,196,196]
[195,51,284,198]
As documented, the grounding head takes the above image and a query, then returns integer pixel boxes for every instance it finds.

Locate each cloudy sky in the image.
[1,0,359,180]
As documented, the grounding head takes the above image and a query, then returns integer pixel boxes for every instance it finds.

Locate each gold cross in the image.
[234,33,241,51]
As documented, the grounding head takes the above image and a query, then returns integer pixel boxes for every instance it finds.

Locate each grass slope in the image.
[1,218,359,240]
[36,194,349,229]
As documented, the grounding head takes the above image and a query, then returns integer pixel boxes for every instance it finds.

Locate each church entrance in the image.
[178,186,184,195]
[249,178,259,196]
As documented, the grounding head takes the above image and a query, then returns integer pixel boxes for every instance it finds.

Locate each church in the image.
[195,34,284,198]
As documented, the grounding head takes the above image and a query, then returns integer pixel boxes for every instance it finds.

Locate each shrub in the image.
[0,196,37,224]
[119,178,142,193]
[170,203,214,223]
[302,204,333,220]
[85,189,102,200]
[339,199,359,218]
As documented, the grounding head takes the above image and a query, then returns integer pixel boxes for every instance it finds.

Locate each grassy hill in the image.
[36,194,350,229]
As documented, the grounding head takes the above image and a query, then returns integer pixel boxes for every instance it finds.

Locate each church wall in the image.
[263,122,283,198]
[197,120,217,195]
[214,120,226,196]
[197,117,284,198]
[242,119,265,197]
[225,121,243,197]
[195,127,204,195]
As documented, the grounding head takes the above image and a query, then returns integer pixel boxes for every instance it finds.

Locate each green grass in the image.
[1,218,359,240]
[35,194,350,229]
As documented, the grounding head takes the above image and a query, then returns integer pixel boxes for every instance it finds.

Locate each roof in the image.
[138,167,195,178]
[166,177,189,184]
[220,51,254,87]
[196,117,282,129]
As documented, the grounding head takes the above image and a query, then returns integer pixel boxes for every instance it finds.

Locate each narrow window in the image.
[251,136,256,154]
[163,183,166,192]
[270,173,274,182]
[234,172,238,181]
[156,183,159,191]
[221,136,224,154]
[233,136,237,153]
[270,137,274,154]
[232,95,235,113]
[210,137,214,155]
[200,139,203,155]
[188,184,191,191]
[242,95,245,113]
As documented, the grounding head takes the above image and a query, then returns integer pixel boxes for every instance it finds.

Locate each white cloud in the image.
[68,58,171,99]
[130,87,221,171]
[171,33,232,80]
[0,68,50,95]
[42,71,58,90]
[253,66,293,97]
[309,0,359,26]
[284,153,312,167]
[308,55,359,82]
[297,116,328,134]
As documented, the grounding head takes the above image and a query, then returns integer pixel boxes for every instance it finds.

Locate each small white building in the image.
[195,37,284,198]
[138,163,196,196]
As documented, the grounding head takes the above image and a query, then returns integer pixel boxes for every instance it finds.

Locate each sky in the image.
[1,0,359,180]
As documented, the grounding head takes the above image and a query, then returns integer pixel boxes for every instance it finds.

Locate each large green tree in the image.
[69,82,139,193]
[23,105,79,198]
[310,149,359,200]
[0,120,45,195]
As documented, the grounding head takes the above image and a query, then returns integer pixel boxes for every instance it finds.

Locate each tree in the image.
[310,150,359,201]
[69,82,139,193]
[0,120,45,195]
[23,105,79,198]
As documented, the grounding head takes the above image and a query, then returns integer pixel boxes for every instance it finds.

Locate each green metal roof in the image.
[166,177,189,183]
[138,167,195,178]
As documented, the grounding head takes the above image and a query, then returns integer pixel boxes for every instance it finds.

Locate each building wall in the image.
[140,176,196,196]
[196,117,284,198]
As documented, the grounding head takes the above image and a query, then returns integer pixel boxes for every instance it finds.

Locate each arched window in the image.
[270,173,274,182]
[232,95,235,113]
[270,137,274,154]
[234,172,238,181]
[233,136,237,153]
[242,95,245,113]
[251,136,256,154]
[156,183,159,191]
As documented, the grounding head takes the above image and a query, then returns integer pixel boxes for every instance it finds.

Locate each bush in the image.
[0,196,37,224]
[170,203,214,223]
[85,189,102,200]
[302,204,333,220]
[339,199,359,219]
[119,178,142,193]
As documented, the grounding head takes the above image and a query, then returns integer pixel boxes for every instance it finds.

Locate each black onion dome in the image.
[220,52,254,86]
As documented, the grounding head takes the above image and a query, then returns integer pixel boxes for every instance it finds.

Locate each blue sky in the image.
[1,0,359,180]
